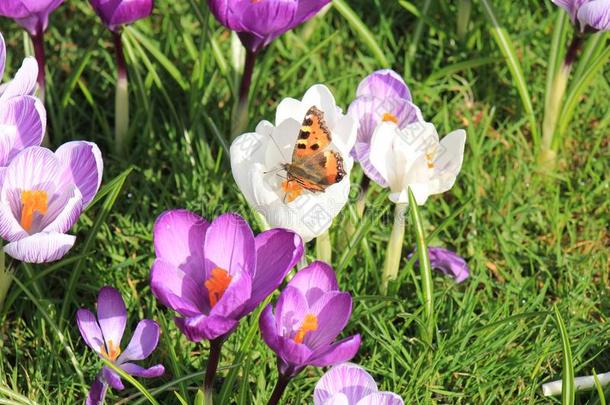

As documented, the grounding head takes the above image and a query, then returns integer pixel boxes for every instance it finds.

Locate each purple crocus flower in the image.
[260,261,361,378]
[0,0,63,36]
[411,247,470,283]
[89,0,154,32]
[150,210,303,342]
[208,0,332,53]
[0,143,103,263]
[76,286,165,405]
[552,0,610,31]
[314,363,404,405]
[0,33,45,172]
[348,69,423,186]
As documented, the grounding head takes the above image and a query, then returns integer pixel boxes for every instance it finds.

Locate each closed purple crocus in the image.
[0,143,103,263]
[314,363,404,405]
[208,0,331,53]
[0,0,63,36]
[76,287,164,405]
[260,261,361,378]
[348,69,423,186]
[150,210,303,342]
[0,33,45,172]
[552,0,610,31]
[89,0,154,32]
[412,247,470,283]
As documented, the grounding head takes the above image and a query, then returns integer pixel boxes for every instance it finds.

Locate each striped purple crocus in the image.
[552,0,610,31]
[260,261,361,404]
[0,143,103,263]
[76,287,164,405]
[314,363,404,405]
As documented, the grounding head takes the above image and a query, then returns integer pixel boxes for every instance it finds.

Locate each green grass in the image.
[1,0,609,403]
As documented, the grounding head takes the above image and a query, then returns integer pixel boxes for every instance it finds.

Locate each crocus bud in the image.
[0,0,64,36]
[89,0,154,32]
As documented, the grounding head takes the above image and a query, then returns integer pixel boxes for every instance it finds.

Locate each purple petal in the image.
[305,292,352,350]
[414,247,470,283]
[97,286,127,351]
[577,0,610,31]
[150,259,207,316]
[55,141,103,206]
[275,286,309,339]
[357,392,404,405]
[0,57,38,101]
[102,366,124,390]
[76,308,105,354]
[314,363,378,405]
[4,232,76,263]
[2,146,61,199]
[120,363,165,378]
[0,96,45,166]
[40,187,83,234]
[91,0,153,30]
[153,209,209,281]
[552,0,585,21]
[309,335,361,367]
[259,304,281,353]
[117,320,160,363]
[288,261,338,306]
[86,378,107,405]
[293,0,332,26]
[0,0,65,35]
[0,33,5,79]
[240,0,298,36]
[174,314,238,342]
[237,31,268,53]
[245,228,303,312]
[209,268,252,318]
[356,70,411,101]
[204,213,255,278]
[0,203,27,242]
[277,334,314,367]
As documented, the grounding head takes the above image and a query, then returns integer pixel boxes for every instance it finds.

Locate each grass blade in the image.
[102,359,160,405]
[60,167,133,324]
[408,188,434,345]
[593,370,607,405]
[479,0,539,147]
[553,304,575,405]
[332,0,390,66]
[544,10,568,123]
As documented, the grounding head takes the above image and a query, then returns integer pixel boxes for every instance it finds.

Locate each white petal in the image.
[275,97,306,126]
[301,84,339,128]
[332,113,358,157]
[369,122,400,188]
[230,130,270,207]
[0,57,38,102]
[433,129,466,194]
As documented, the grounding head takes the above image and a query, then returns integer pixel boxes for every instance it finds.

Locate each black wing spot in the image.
[303,117,313,126]
[297,144,307,150]
[299,131,310,139]
[310,144,320,150]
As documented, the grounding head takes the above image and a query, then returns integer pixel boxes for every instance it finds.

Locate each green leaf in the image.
[173,392,189,405]
[102,359,160,405]
[544,10,569,122]
[332,0,390,67]
[553,304,575,405]
[60,167,133,324]
[479,0,539,147]
[195,389,205,405]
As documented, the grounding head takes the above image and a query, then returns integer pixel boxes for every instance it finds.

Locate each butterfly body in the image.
[280,106,346,202]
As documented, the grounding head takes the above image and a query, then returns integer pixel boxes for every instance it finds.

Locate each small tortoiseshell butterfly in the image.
[280,106,346,203]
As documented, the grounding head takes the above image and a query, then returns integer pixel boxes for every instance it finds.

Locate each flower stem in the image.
[0,245,11,312]
[113,30,129,157]
[204,338,224,405]
[539,34,583,170]
[315,230,332,263]
[267,372,292,405]
[408,189,434,346]
[381,202,407,294]
[542,371,610,397]
[231,49,257,140]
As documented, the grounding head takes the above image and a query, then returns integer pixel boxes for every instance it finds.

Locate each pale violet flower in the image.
[369,121,466,205]
[552,0,610,31]
[230,84,357,242]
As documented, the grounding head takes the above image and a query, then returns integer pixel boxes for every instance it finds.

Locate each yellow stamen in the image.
[204,267,232,307]
[425,152,435,169]
[100,339,121,361]
[382,112,398,124]
[293,314,318,344]
[281,180,303,203]
[20,190,48,232]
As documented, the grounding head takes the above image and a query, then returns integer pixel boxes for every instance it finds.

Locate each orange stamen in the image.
[425,152,435,169]
[293,314,318,344]
[20,190,48,232]
[281,180,303,203]
[100,339,121,361]
[204,267,232,307]
[382,112,398,124]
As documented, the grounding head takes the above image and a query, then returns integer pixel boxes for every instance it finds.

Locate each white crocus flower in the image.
[369,121,466,205]
[230,84,357,242]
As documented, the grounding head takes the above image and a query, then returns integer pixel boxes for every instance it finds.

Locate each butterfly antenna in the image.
[267,133,290,164]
